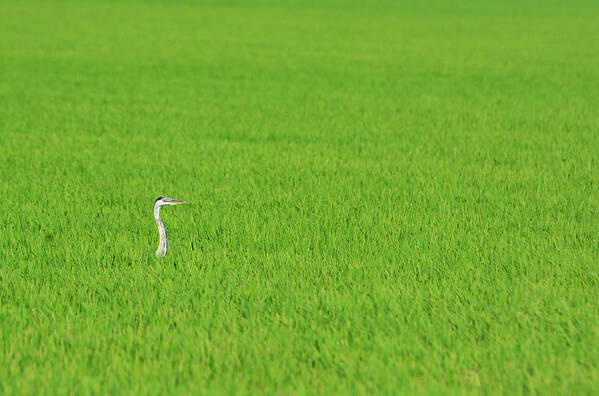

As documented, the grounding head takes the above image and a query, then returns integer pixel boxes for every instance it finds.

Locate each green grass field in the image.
[1,0,598,394]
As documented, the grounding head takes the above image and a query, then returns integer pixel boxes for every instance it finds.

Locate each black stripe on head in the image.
[155,196,165,202]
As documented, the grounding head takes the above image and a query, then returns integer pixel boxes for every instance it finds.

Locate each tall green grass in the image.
[1,0,598,393]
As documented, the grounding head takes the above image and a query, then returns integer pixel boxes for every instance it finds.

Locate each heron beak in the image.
[167,200,188,205]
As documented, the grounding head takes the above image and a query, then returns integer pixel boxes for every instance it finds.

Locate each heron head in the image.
[155,196,188,207]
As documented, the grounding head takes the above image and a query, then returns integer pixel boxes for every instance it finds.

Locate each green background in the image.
[1,0,598,394]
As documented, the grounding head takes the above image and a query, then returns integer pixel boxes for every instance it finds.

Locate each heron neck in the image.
[154,204,167,256]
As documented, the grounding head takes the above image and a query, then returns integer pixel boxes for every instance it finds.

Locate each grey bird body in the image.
[153,196,188,257]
